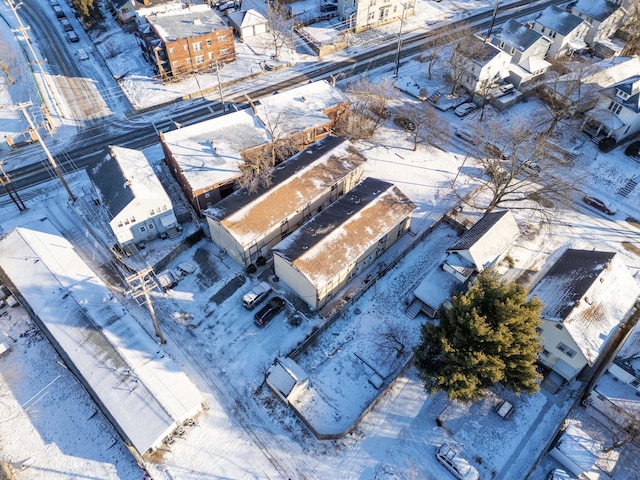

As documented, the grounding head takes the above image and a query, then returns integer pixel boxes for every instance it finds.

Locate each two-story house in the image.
[529,249,638,388]
[532,5,589,57]
[145,5,235,78]
[583,74,640,144]
[108,0,181,25]
[451,35,511,97]
[339,0,415,33]
[568,0,627,53]
[490,19,552,88]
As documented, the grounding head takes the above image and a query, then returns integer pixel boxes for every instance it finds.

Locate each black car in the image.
[583,196,615,215]
[393,116,416,132]
[254,296,285,327]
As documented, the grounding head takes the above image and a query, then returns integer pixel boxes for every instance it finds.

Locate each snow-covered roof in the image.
[530,249,639,366]
[161,109,270,192]
[613,313,640,377]
[518,55,551,73]
[147,5,229,42]
[414,263,467,311]
[227,9,267,29]
[253,80,349,137]
[553,424,599,473]
[570,0,622,23]
[447,210,519,270]
[89,145,172,220]
[535,6,585,36]
[494,19,548,52]
[204,136,366,247]
[456,35,505,65]
[272,178,416,290]
[0,219,204,455]
[267,358,308,398]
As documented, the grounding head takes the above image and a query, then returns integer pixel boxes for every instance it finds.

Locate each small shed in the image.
[227,9,268,40]
[266,358,309,403]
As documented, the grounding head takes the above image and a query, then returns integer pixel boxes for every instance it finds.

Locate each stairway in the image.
[405,299,422,319]
[618,178,638,197]
[541,370,566,394]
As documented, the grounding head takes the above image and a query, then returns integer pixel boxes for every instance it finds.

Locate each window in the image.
[499,41,505,49]
[557,343,576,358]
[206,39,212,47]
[169,47,175,54]
[193,42,202,52]
[117,222,123,228]
[172,61,178,67]
[140,226,146,232]
[183,44,189,51]
[186,57,192,64]
[208,52,214,60]
[204,192,210,198]
[368,11,374,20]
[549,30,556,38]
[541,349,550,357]
[219,48,229,55]
[555,323,563,330]
[149,209,155,215]
[608,101,623,115]
[510,47,515,55]
[630,378,640,388]
[218,35,227,43]
[148,224,154,229]
[196,55,205,64]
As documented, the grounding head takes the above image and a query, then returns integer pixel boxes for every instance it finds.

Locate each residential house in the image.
[272,177,416,310]
[443,210,519,283]
[160,80,350,214]
[549,423,619,479]
[338,0,415,33]
[529,249,639,384]
[532,5,588,58]
[88,146,179,252]
[589,311,640,429]
[452,35,511,98]
[204,136,366,267]
[144,4,235,78]
[583,74,640,144]
[491,19,552,88]
[227,9,268,40]
[108,0,181,25]
[568,0,627,54]
[0,219,204,456]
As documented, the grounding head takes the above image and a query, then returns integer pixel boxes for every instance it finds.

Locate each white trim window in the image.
[557,342,577,358]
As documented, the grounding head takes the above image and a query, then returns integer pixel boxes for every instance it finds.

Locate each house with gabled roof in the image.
[0,219,205,456]
[568,0,626,50]
[583,73,640,144]
[452,35,511,96]
[204,136,366,267]
[227,9,267,40]
[490,19,552,88]
[88,145,179,251]
[159,80,350,215]
[108,0,181,25]
[532,5,589,57]
[530,249,639,383]
[443,210,519,283]
[272,178,416,310]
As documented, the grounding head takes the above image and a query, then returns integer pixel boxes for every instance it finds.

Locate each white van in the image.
[436,444,479,480]
[242,282,271,309]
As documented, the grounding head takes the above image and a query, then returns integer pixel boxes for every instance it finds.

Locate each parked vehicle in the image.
[242,281,272,309]
[53,5,65,18]
[454,102,477,117]
[60,18,73,32]
[436,444,479,480]
[66,31,79,43]
[48,0,59,6]
[254,296,285,327]
[393,115,416,132]
[177,262,197,276]
[583,196,615,215]
[455,129,476,145]
[547,469,575,480]
[156,270,178,291]
[76,48,89,61]
[320,3,338,12]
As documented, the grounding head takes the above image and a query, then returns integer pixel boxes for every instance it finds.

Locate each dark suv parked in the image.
[254,297,285,327]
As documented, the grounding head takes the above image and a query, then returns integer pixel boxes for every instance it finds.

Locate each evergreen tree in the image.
[414,271,543,402]
[71,0,104,27]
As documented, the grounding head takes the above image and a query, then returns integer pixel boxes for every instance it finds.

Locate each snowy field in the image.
[1,0,640,479]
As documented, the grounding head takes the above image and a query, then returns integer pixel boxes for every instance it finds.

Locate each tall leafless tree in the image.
[343,77,398,139]
[266,2,295,60]
[620,0,640,56]
[423,23,473,80]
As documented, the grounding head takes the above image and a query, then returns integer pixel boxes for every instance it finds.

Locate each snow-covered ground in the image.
[1,0,640,479]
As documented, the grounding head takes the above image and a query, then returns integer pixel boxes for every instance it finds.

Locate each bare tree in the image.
[423,22,473,80]
[448,35,487,97]
[394,102,450,151]
[371,322,412,362]
[265,2,295,60]
[343,77,398,139]
[457,118,578,219]
[620,0,640,56]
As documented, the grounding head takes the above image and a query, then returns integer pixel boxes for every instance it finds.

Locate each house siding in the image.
[538,320,587,381]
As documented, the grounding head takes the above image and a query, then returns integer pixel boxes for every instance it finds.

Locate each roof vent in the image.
[300,96,306,101]
[302,245,309,250]
[193,18,202,25]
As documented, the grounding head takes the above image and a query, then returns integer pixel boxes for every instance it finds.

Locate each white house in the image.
[0,219,204,456]
[272,178,416,310]
[532,5,589,57]
[88,145,179,251]
[204,136,366,267]
[490,19,552,88]
[530,249,639,383]
[227,9,268,40]
[109,0,181,24]
[443,210,519,283]
[583,74,640,144]
[452,35,511,97]
[568,0,627,51]
[337,0,416,33]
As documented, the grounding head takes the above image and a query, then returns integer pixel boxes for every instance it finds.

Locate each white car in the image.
[76,48,89,61]
[455,129,476,145]
[241,282,272,309]
[436,444,480,480]
[454,102,477,117]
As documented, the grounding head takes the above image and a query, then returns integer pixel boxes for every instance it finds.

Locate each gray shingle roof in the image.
[88,149,135,220]
[535,5,584,36]
[495,19,546,52]
[449,210,510,251]
[570,0,621,23]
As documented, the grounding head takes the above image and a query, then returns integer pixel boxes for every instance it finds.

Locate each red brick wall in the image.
[164,28,235,76]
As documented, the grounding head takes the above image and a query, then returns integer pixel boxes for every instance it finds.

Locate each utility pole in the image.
[212,54,225,111]
[16,102,75,202]
[7,0,59,119]
[126,267,166,344]
[0,162,26,211]
[486,0,500,41]
[392,3,408,78]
